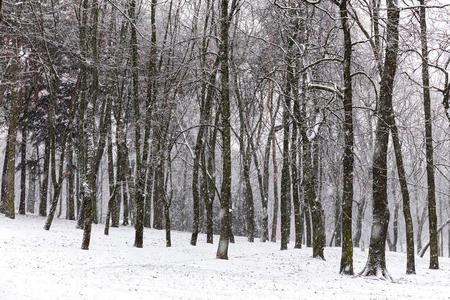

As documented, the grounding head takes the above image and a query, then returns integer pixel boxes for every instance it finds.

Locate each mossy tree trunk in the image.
[339,0,354,275]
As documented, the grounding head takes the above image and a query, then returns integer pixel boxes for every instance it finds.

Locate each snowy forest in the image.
[0,0,449,298]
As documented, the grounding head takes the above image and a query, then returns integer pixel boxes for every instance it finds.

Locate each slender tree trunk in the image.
[66,135,75,220]
[243,145,255,242]
[339,0,354,274]
[27,148,37,214]
[144,0,158,229]
[206,113,218,244]
[298,71,325,258]
[291,88,302,249]
[104,131,115,234]
[81,97,112,249]
[334,194,342,247]
[76,0,89,229]
[0,136,10,213]
[304,203,312,247]
[152,160,164,229]
[353,196,366,248]
[301,132,325,259]
[216,0,231,260]
[389,174,399,252]
[19,108,28,215]
[39,136,50,217]
[164,204,171,247]
[270,114,279,243]
[128,0,144,248]
[280,56,292,250]
[418,0,439,270]
[387,115,416,273]
[5,86,19,219]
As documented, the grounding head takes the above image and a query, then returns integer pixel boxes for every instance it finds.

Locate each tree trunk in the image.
[0,136,10,214]
[389,117,415,273]
[19,107,28,215]
[339,0,354,274]
[128,0,145,248]
[27,148,37,214]
[165,204,171,247]
[5,86,19,219]
[280,45,293,250]
[360,0,399,280]
[216,0,232,260]
[66,135,75,220]
[81,96,112,249]
[104,131,115,234]
[334,195,342,247]
[302,134,325,259]
[353,196,366,248]
[418,0,439,270]
[270,113,279,243]
[39,136,50,217]
[304,203,312,247]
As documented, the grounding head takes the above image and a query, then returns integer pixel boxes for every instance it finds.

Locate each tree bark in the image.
[0,136,10,214]
[339,0,354,275]
[5,85,19,219]
[39,135,50,217]
[353,196,366,248]
[418,0,439,270]
[19,104,28,215]
[280,53,292,250]
[27,147,37,214]
[360,0,400,280]
[216,0,232,260]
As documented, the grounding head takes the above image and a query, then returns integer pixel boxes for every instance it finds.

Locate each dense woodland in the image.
[0,0,449,279]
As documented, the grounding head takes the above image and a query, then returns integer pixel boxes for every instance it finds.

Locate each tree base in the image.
[359,264,393,282]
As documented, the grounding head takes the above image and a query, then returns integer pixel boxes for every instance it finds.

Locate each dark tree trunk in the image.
[0,136,10,214]
[19,107,28,215]
[191,127,204,245]
[291,86,302,249]
[388,117,415,273]
[298,71,325,259]
[205,113,218,244]
[44,89,75,231]
[5,86,19,219]
[104,131,115,234]
[66,135,75,220]
[164,204,171,247]
[302,134,325,259]
[216,0,232,260]
[243,145,255,243]
[334,195,342,247]
[419,0,439,270]
[339,0,354,275]
[153,161,164,229]
[144,162,154,228]
[81,97,111,249]
[360,0,400,280]
[27,148,37,214]
[144,0,158,229]
[353,196,366,248]
[128,0,144,249]
[304,203,312,247]
[39,136,50,217]
[280,64,292,250]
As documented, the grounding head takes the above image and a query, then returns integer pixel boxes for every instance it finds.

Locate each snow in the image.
[1,215,449,299]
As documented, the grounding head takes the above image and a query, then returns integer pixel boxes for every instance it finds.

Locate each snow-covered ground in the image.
[0,215,449,299]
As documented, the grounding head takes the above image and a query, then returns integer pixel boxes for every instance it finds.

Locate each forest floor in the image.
[0,215,449,299]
